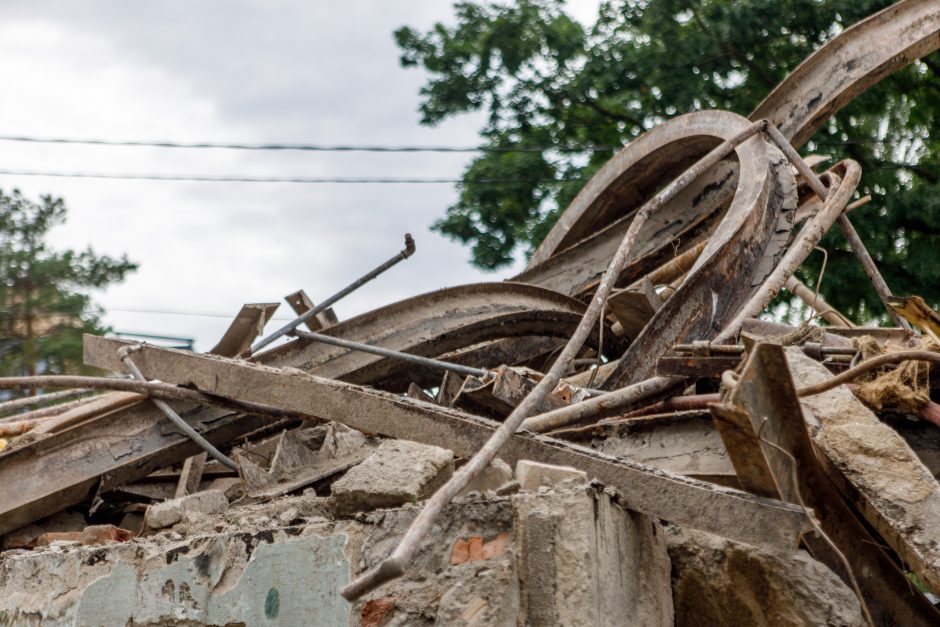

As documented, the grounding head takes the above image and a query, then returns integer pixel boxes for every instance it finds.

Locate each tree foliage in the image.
[0,190,137,382]
[396,0,940,322]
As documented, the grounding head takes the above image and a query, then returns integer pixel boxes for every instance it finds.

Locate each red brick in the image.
[467,535,484,562]
[450,537,470,564]
[360,596,395,627]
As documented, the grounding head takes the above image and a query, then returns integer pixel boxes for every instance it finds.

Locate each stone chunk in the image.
[145,490,229,530]
[458,458,513,497]
[667,526,865,626]
[330,439,454,513]
[515,460,588,492]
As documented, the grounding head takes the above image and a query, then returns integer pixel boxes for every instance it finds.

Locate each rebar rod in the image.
[339,120,768,602]
[0,394,103,424]
[250,233,415,354]
[0,374,298,419]
[835,215,911,329]
[762,123,909,330]
[291,330,487,378]
[0,387,95,415]
[118,346,238,470]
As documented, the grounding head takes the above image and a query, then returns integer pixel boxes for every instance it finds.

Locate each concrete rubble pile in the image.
[2,2,940,625]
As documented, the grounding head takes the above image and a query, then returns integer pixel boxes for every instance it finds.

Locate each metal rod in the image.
[835,215,911,329]
[785,275,854,327]
[250,233,416,354]
[671,343,857,356]
[0,394,101,424]
[0,388,93,416]
[340,120,768,602]
[763,123,909,330]
[119,346,237,470]
[0,374,304,419]
[291,330,487,378]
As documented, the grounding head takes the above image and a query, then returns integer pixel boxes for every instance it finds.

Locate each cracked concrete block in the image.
[513,486,673,626]
[145,489,229,530]
[331,439,453,513]
[458,458,513,497]
[515,459,588,492]
[667,525,866,626]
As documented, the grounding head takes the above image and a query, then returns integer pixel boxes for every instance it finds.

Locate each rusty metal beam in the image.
[254,283,609,392]
[751,0,940,147]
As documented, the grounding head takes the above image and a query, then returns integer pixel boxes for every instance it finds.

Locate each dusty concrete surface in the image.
[787,348,940,594]
[666,525,866,626]
[0,482,673,626]
[331,439,454,514]
[145,490,229,530]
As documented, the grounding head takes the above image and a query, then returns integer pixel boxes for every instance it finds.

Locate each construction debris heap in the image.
[1,2,940,625]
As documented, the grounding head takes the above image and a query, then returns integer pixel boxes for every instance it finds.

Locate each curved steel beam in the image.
[751,0,940,147]
[514,160,738,298]
[254,283,608,391]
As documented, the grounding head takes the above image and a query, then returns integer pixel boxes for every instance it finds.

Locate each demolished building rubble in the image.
[2,1,940,625]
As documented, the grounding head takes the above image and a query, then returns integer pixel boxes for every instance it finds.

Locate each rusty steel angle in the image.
[712,343,940,626]
[253,283,609,392]
[515,160,737,297]
[82,336,808,551]
[209,302,279,358]
[600,113,797,388]
[750,0,940,147]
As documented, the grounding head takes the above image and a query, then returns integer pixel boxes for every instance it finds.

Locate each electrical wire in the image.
[0,134,619,153]
[0,132,902,153]
[0,169,585,185]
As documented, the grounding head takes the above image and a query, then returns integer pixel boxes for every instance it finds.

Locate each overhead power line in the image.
[0,134,618,154]
[0,169,582,185]
[0,132,893,153]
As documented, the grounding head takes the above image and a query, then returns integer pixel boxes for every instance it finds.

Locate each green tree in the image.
[0,189,137,386]
[396,0,940,321]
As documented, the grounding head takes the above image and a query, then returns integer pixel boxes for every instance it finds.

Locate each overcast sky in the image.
[0,1,600,351]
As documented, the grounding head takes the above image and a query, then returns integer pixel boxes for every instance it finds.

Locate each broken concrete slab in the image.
[0,483,670,626]
[331,439,454,513]
[666,525,866,626]
[516,459,588,492]
[145,489,229,530]
[787,347,940,595]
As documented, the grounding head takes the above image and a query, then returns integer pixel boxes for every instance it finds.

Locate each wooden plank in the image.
[712,343,940,625]
[174,452,207,498]
[83,335,809,551]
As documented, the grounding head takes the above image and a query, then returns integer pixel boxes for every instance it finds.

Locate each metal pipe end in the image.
[403,233,416,258]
